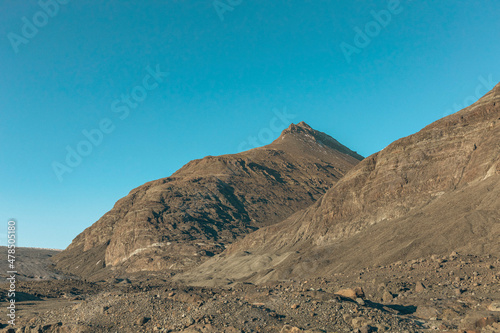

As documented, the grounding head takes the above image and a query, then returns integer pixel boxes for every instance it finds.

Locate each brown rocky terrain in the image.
[2,252,499,332]
[176,82,500,285]
[54,122,362,279]
[4,83,500,332]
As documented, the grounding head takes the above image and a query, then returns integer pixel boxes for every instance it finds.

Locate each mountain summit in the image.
[271,121,363,160]
[55,123,362,279]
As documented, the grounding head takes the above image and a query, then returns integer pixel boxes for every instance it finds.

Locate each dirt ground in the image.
[0,252,498,332]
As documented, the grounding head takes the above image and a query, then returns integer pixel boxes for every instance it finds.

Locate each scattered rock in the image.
[351,317,373,329]
[135,316,150,326]
[382,290,393,303]
[475,315,499,328]
[488,301,500,312]
[280,325,304,333]
[415,281,426,293]
[335,287,365,299]
[415,306,439,320]
[355,297,365,306]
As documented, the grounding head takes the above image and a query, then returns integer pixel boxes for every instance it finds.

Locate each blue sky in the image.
[1,1,499,249]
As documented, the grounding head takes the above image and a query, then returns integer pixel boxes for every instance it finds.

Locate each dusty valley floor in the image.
[0,252,499,332]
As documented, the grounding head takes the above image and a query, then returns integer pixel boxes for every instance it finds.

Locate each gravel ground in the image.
[0,252,498,332]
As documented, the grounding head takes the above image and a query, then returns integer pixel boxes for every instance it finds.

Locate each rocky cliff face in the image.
[177,83,500,286]
[55,122,362,278]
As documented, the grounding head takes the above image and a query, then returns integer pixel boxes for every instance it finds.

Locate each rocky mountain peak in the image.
[55,123,362,278]
[280,121,314,136]
[288,121,313,131]
[273,122,364,161]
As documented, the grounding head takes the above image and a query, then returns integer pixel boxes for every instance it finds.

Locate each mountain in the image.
[177,82,500,286]
[0,247,66,281]
[54,122,363,279]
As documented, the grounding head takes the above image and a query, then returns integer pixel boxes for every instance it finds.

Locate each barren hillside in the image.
[177,82,500,286]
[55,122,362,279]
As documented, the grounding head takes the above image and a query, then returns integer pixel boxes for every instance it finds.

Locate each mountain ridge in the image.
[176,82,500,286]
[54,122,362,279]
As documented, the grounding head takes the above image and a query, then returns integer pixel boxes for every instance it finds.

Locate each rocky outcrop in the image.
[55,122,362,278]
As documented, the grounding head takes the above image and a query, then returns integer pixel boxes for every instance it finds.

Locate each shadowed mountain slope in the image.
[177,83,500,286]
[54,122,362,279]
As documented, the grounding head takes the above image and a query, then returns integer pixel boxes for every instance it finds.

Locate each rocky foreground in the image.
[1,252,498,332]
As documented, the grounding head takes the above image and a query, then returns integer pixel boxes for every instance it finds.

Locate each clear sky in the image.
[1,1,499,249]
